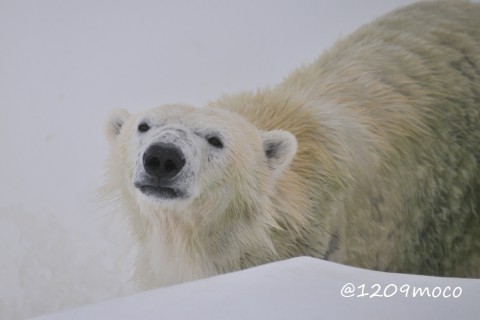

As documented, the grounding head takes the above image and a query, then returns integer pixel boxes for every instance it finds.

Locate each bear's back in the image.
[212,1,480,277]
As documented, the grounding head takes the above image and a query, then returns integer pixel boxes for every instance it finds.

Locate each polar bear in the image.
[103,1,480,288]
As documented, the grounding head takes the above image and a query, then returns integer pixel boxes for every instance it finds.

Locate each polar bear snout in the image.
[133,142,188,200]
[143,143,186,181]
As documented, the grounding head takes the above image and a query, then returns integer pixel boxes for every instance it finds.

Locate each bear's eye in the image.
[207,136,223,149]
[138,123,150,133]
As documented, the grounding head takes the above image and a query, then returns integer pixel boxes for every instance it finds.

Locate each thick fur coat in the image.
[104,1,480,288]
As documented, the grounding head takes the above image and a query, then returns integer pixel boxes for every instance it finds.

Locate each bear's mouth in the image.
[138,185,180,199]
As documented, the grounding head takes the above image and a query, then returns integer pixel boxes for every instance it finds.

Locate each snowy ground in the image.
[29,257,480,320]
[1,1,476,319]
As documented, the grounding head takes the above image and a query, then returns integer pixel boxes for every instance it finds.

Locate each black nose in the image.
[143,143,186,181]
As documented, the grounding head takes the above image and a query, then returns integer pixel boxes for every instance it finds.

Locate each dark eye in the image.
[207,136,223,149]
[138,123,150,133]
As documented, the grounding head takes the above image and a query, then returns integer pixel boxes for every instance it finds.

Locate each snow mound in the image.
[30,257,480,320]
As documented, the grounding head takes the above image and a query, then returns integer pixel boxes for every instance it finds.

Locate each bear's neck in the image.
[133,195,277,288]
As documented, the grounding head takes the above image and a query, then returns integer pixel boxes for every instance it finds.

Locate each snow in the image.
[1,1,479,320]
[29,257,480,320]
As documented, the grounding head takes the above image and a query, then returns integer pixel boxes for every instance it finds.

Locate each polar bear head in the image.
[104,104,297,224]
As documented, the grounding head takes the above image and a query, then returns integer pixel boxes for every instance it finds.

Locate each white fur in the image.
[103,1,480,286]
[104,104,295,288]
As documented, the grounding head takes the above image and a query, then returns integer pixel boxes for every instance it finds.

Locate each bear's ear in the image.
[261,130,297,179]
[105,108,131,142]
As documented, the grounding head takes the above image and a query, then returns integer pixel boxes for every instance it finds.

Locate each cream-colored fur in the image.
[104,1,480,288]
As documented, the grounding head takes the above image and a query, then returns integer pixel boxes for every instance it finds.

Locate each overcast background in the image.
[2,0,468,319]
